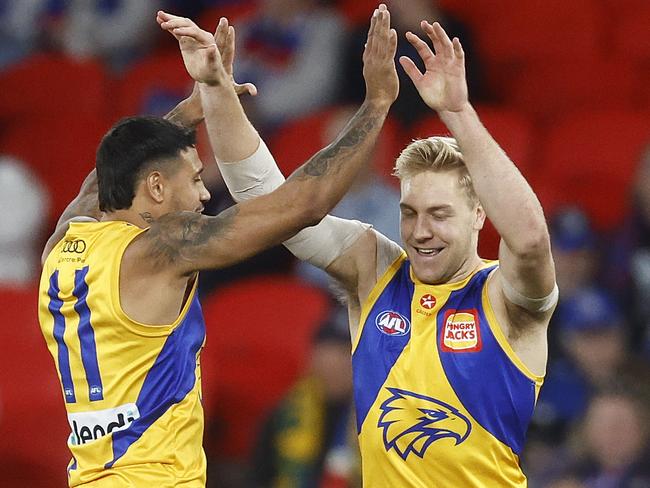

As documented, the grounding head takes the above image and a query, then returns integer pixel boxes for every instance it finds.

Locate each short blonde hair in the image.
[393,136,478,206]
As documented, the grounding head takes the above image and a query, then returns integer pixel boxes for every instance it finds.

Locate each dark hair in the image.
[96,116,196,212]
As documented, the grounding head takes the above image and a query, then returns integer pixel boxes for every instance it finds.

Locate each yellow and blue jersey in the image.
[38,221,207,487]
[352,253,543,487]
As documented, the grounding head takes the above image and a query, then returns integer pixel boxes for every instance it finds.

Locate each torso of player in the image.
[38,221,207,487]
[351,253,543,487]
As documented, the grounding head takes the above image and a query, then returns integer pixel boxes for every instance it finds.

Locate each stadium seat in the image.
[0,53,109,124]
[268,105,403,185]
[614,1,650,63]
[0,114,112,222]
[114,52,194,119]
[508,59,640,121]
[0,287,70,487]
[200,275,331,458]
[537,110,650,231]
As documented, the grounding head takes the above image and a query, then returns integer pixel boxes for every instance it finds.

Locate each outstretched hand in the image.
[362,4,399,108]
[399,21,468,113]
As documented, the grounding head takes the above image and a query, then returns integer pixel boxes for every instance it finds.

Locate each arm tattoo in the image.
[146,206,240,267]
[293,104,378,178]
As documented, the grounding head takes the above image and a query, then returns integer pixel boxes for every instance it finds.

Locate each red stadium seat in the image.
[537,110,650,231]
[269,105,403,185]
[0,114,112,222]
[114,52,193,119]
[0,287,70,487]
[200,276,330,458]
[614,2,650,63]
[508,59,640,121]
[0,54,109,123]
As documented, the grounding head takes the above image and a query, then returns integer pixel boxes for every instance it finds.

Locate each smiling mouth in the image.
[415,247,444,256]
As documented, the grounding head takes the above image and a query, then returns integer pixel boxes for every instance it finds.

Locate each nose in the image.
[412,215,433,242]
[200,184,211,204]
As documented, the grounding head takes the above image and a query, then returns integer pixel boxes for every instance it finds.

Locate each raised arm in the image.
[400,22,556,321]
[143,10,398,276]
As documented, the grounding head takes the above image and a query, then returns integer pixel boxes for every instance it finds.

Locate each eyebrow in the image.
[399,203,453,212]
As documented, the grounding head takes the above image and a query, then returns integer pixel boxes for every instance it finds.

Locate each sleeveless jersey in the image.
[38,221,207,487]
[352,253,543,487]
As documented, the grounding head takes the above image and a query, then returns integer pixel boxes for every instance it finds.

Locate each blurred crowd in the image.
[0,1,649,487]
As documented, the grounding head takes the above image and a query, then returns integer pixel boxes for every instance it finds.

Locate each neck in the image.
[446,253,484,284]
[101,209,153,229]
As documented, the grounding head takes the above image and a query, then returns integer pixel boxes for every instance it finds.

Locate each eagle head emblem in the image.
[378,387,471,460]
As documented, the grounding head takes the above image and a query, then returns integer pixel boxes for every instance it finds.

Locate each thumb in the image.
[235,82,258,97]
[399,56,423,85]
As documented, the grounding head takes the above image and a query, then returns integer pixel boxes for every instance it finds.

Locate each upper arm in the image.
[493,235,556,326]
[326,229,402,306]
[133,186,318,276]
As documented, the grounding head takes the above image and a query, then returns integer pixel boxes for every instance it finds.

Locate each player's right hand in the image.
[362,4,399,109]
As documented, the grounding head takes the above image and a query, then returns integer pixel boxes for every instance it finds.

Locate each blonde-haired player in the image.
[215,12,557,487]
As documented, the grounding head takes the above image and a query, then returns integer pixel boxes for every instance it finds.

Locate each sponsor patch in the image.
[419,294,436,310]
[68,403,140,445]
[440,309,482,352]
[375,310,410,336]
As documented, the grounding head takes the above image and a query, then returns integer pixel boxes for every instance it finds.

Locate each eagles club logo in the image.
[378,387,471,460]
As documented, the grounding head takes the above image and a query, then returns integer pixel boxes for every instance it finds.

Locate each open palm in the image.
[399,21,468,113]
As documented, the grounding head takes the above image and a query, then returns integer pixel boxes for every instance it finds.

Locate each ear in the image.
[473,204,486,231]
[144,171,165,204]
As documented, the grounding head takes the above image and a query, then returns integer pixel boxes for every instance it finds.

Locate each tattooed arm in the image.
[140,97,392,275]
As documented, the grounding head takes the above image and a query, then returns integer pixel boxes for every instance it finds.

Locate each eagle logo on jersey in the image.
[378,387,471,460]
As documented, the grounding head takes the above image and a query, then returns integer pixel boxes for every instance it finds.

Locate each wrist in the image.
[438,102,475,127]
[362,96,392,114]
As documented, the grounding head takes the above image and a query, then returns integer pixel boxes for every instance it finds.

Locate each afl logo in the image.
[420,294,436,309]
[62,239,86,253]
[376,310,410,336]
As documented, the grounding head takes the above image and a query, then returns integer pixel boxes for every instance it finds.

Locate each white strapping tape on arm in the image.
[501,276,559,313]
[217,137,370,269]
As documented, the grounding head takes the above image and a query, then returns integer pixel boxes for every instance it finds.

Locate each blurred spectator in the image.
[251,310,359,487]
[551,207,600,300]
[339,0,487,127]
[233,0,346,130]
[608,143,650,355]
[0,156,49,285]
[563,386,650,488]
[0,0,63,68]
[61,0,162,72]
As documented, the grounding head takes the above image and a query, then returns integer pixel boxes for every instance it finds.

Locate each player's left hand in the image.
[399,21,469,113]
[157,11,227,87]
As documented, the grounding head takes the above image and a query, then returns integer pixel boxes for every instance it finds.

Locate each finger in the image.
[399,56,423,84]
[452,37,465,59]
[405,31,435,66]
[430,21,454,58]
[366,8,379,48]
[172,27,206,40]
[222,25,236,72]
[214,17,228,51]
[161,17,195,31]
[388,28,398,58]
[235,82,258,97]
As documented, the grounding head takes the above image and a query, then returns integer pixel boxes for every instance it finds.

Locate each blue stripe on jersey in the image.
[106,295,206,468]
[47,271,76,404]
[437,266,536,456]
[73,266,104,402]
[352,262,414,433]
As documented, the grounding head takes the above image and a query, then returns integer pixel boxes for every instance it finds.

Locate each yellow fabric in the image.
[38,221,206,487]
[354,256,537,487]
